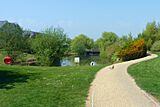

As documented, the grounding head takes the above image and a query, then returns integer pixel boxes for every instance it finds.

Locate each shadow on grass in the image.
[0,70,32,89]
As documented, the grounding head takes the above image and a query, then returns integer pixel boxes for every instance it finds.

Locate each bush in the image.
[31,27,70,66]
[151,40,160,52]
[105,43,120,63]
[99,49,108,63]
[118,38,147,61]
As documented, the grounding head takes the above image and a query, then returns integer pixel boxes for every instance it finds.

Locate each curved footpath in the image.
[86,54,160,107]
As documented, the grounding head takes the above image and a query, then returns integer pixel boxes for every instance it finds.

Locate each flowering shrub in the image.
[118,38,147,61]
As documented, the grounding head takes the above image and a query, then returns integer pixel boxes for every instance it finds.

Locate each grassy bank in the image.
[0,65,104,107]
[128,53,160,101]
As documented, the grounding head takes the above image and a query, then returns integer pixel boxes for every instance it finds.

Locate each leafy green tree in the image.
[118,33,134,49]
[96,32,118,63]
[151,40,160,52]
[0,22,23,50]
[139,21,158,50]
[96,32,118,51]
[156,23,160,40]
[0,22,27,61]
[31,27,70,66]
[105,42,120,63]
[71,34,94,56]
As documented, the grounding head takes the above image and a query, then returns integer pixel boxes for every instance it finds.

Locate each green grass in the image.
[128,52,160,101]
[0,65,105,107]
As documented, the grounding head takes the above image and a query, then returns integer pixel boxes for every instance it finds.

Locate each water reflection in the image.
[61,58,73,66]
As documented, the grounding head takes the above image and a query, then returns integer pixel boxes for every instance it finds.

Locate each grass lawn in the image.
[0,65,104,107]
[128,52,160,101]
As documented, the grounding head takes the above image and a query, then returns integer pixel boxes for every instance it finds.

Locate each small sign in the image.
[74,57,80,64]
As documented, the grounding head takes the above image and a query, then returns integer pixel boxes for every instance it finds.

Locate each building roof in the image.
[85,48,100,53]
[23,30,40,38]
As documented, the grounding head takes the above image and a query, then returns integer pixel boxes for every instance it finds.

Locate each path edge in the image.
[126,54,160,107]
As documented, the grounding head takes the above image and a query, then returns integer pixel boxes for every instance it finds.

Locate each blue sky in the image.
[1,0,160,40]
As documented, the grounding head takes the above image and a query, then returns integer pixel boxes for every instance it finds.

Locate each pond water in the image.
[61,57,98,66]
[61,58,74,66]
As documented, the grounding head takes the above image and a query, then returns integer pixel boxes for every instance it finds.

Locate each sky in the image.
[1,0,160,40]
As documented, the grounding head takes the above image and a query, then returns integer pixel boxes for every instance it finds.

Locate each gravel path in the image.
[86,54,160,107]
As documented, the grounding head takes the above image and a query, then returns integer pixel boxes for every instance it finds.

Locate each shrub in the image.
[31,27,70,66]
[151,40,160,52]
[118,38,147,61]
[99,49,108,63]
[105,43,120,63]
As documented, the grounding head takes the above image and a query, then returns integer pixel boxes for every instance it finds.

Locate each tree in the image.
[71,34,94,56]
[31,27,70,66]
[105,42,120,63]
[0,22,27,61]
[118,33,134,49]
[96,32,118,63]
[139,21,158,50]
[151,40,160,52]
[96,32,118,51]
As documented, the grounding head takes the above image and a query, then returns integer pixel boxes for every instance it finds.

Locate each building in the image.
[23,30,38,38]
[85,49,100,56]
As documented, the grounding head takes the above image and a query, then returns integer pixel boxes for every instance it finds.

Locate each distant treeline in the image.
[0,21,160,66]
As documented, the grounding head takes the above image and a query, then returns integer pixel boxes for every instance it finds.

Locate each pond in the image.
[61,58,74,66]
[61,56,99,66]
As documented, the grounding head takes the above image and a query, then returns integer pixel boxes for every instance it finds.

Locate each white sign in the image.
[74,57,80,63]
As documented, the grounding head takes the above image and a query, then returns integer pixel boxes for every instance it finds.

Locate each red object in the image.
[4,55,13,65]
